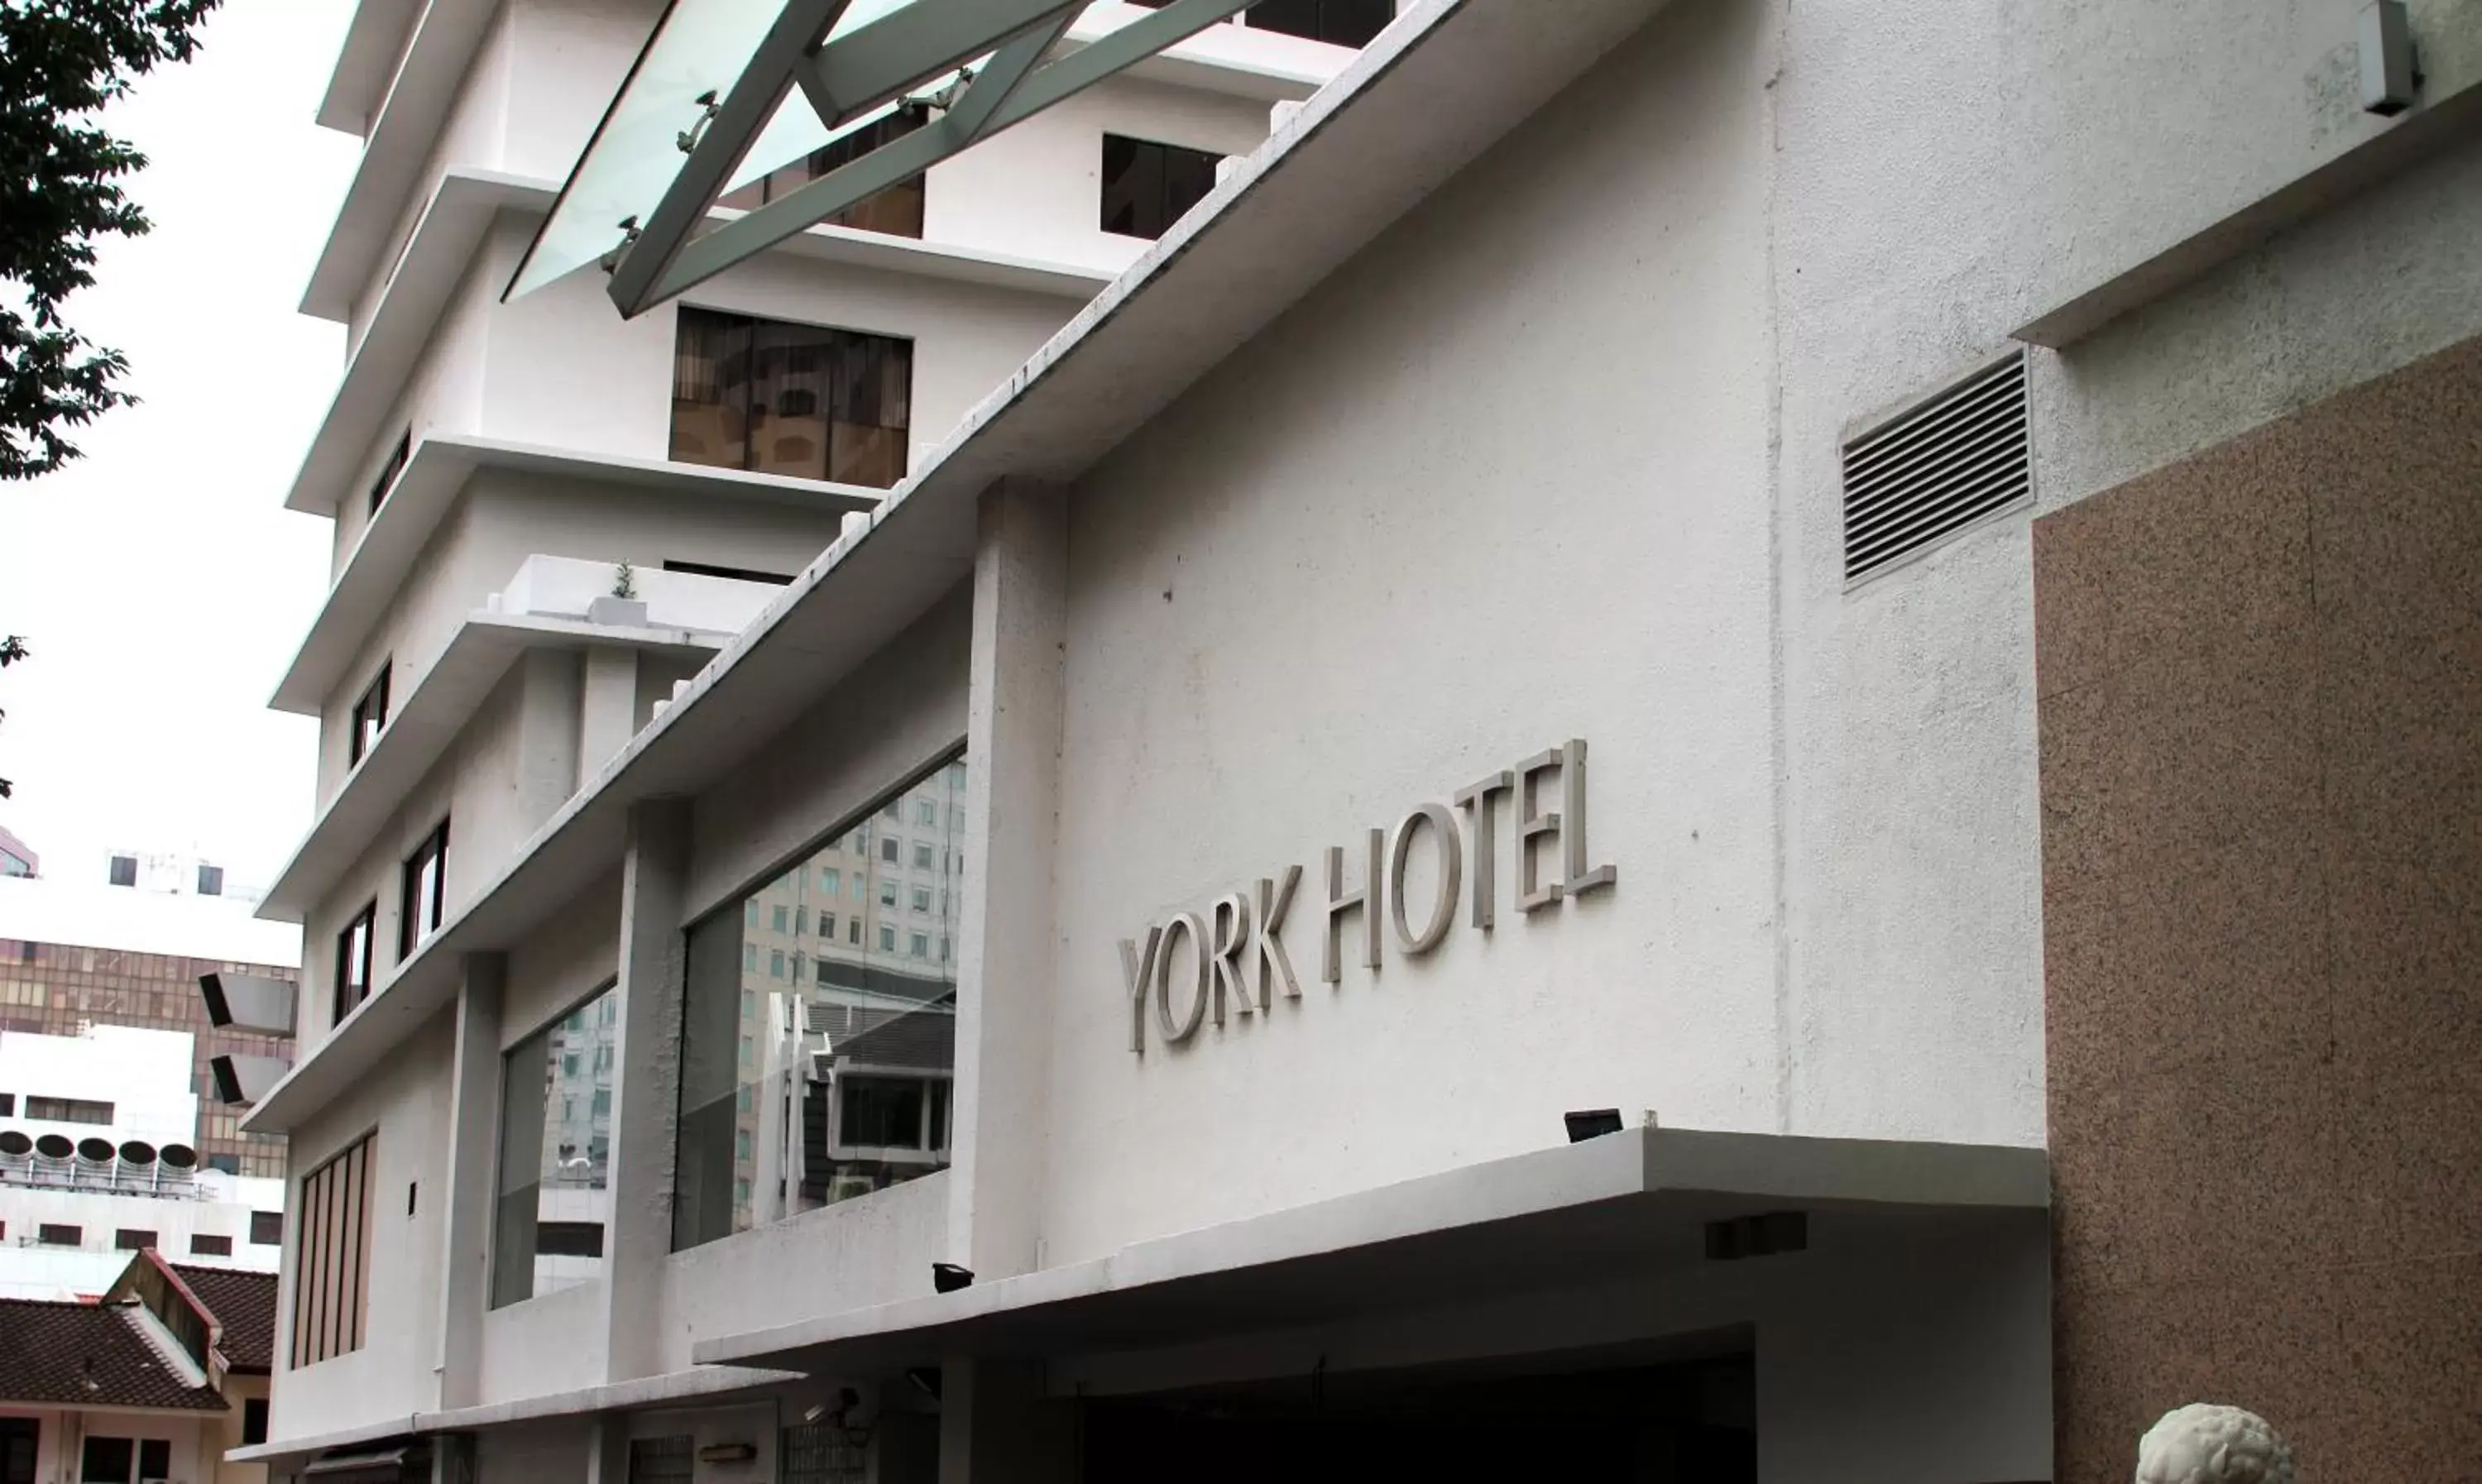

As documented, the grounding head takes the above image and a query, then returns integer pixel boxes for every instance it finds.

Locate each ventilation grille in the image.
[1842,352,2029,583]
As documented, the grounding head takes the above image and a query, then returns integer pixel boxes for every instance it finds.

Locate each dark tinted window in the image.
[335,902,376,1023]
[250,1209,283,1246]
[197,864,223,897]
[190,1233,233,1257]
[670,309,913,488]
[400,820,449,960]
[349,663,391,766]
[79,1438,132,1484]
[1246,0,1392,44]
[242,1400,270,1446]
[113,1228,157,1251]
[108,854,137,887]
[36,1223,79,1247]
[1100,134,1222,240]
[369,429,410,515]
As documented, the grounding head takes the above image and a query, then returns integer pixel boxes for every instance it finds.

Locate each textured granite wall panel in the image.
[2037,332,2482,1484]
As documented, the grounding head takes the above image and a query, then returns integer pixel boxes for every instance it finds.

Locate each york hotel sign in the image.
[1122,739,1615,1053]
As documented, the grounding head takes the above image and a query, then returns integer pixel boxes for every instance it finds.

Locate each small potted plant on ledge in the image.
[589,559,649,626]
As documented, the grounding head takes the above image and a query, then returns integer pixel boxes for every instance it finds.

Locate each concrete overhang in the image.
[208,1053,294,1107]
[694,1127,2049,1376]
[315,0,424,136]
[260,610,729,925]
[302,0,502,322]
[241,0,1674,1137]
[2012,50,2482,347]
[224,1363,804,1469]
[285,169,1111,520]
[274,431,879,715]
[198,972,298,1036]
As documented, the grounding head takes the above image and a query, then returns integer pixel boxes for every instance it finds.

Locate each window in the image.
[742,942,757,972]
[290,1135,373,1367]
[250,1209,283,1246]
[37,1223,79,1247]
[399,819,449,959]
[368,428,411,515]
[1248,0,1392,42]
[2,1419,36,1484]
[26,1095,112,1123]
[190,1233,233,1257]
[769,950,787,979]
[197,864,224,897]
[79,1437,145,1484]
[913,842,933,870]
[879,837,898,864]
[349,663,391,766]
[916,799,936,826]
[108,854,137,887]
[243,1399,270,1447]
[113,1228,157,1251]
[207,1154,241,1175]
[1100,134,1224,240]
[840,1077,925,1149]
[669,308,913,487]
[673,755,965,1252]
[493,984,616,1307]
[334,902,376,1025]
[909,886,931,914]
[878,880,898,908]
[909,932,928,960]
[0,1094,12,1115]
[771,905,789,934]
[716,104,929,236]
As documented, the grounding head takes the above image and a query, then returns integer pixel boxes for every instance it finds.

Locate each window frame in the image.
[1099,132,1225,241]
[334,902,376,1026]
[348,662,391,768]
[399,819,450,960]
[368,428,411,517]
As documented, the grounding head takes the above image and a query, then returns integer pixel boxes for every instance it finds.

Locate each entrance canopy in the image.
[510,0,1283,316]
[693,1127,2048,1378]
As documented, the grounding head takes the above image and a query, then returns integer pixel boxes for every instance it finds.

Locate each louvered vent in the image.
[1842,352,2030,583]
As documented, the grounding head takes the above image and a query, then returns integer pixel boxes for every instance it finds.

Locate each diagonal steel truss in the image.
[601,0,1266,317]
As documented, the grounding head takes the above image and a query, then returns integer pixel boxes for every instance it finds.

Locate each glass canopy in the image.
[508,0,934,302]
[507,0,1270,315]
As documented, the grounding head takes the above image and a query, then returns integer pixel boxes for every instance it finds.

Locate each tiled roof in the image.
[172,1264,279,1373]
[0,1297,228,1411]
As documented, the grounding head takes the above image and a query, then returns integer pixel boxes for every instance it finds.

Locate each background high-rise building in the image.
[0,874,298,1178]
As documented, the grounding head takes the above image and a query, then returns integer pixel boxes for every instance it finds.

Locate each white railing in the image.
[490,553,785,638]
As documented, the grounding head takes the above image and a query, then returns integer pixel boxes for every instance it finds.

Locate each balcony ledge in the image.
[273,432,881,717]
[258,606,735,926]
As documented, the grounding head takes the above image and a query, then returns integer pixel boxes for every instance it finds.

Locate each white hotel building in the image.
[232,0,2482,1481]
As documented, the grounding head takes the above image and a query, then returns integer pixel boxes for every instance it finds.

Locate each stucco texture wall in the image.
[1040,0,1785,1266]
[2038,332,2482,1480]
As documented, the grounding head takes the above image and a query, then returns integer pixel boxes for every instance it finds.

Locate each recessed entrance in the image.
[1080,1345,1756,1484]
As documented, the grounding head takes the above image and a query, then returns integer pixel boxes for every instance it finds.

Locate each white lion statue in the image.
[2135,1404,2296,1484]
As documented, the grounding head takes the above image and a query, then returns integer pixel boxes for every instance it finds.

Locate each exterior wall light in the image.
[2360,0,2422,116]
[1564,1109,1624,1142]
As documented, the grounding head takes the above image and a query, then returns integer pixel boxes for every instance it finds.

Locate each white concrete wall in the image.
[653,1170,948,1375]
[1035,0,1785,1266]
[923,73,1282,273]
[0,1180,283,1300]
[477,1275,609,1400]
[0,1407,225,1484]
[314,470,845,804]
[265,1011,454,1443]
[0,1024,199,1147]
[682,586,972,922]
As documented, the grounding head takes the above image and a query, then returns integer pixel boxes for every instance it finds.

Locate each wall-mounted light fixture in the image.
[932,1262,975,1293]
[2360,0,2422,116]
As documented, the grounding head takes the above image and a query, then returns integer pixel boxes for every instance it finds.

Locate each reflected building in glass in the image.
[677,758,965,1251]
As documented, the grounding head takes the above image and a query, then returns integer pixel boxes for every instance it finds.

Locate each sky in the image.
[0,0,359,893]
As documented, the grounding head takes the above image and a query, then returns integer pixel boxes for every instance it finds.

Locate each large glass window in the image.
[716,105,929,237]
[491,984,618,1308]
[673,755,966,1252]
[399,819,449,960]
[669,308,913,488]
[1245,0,1393,45]
[334,902,375,1026]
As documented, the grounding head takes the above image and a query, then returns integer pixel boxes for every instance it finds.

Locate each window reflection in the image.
[492,984,617,1306]
[673,756,966,1252]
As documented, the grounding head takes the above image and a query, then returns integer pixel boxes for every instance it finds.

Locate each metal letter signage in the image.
[1126,740,1616,1055]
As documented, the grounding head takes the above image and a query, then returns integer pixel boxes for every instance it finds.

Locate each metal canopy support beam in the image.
[631,0,1261,312]
[604,0,856,315]
[800,0,1083,127]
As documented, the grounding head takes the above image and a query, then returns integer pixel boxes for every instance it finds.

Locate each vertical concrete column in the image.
[515,649,585,834]
[579,646,642,781]
[937,1357,1076,1484]
[947,480,1068,1281]
[434,952,505,1410]
[585,1414,632,1484]
[601,797,691,1382]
